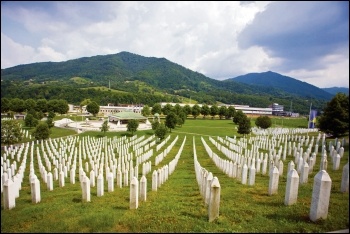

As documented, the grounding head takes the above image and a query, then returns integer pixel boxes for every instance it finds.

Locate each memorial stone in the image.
[340,162,349,193]
[285,169,299,205]
[140,175,147,202]
[268,166,279,195]
[310,170,332,222]
[130,177,139,209]
[208,176,220,222]
[3,178,15,210]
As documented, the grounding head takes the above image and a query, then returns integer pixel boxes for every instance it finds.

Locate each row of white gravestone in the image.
[270,164,348,222]
[156,135,171,151]
[199,133,349,222]
[2,135,186,210]
[155,136,179,166]
[193,137,221,222]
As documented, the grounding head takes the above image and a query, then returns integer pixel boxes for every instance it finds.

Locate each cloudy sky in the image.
[1,1,349,88]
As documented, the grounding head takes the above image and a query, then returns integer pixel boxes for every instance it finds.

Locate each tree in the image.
[100,120,110,135]
[173,104,183,115]
[27,109,38,119]
[127,119,139,135]
[219,106,228,120]
[178,111,187,125]
[210,105,219,119]
[151,103,162,115]
[24,113,39,128]
[80,98,92,114]
[46,117,54,129]
[56,99,69,115]
[10,98,25,113]
[318,93,349,137]
[35,99,48,113]
[162,103,174,116]
[1,98,11,113]
[1,119,23,145]
[24,98,37,112]
[151,120,160,131]
[155,123,168,140]
[86,101,100,117]
[141,105,151,117]
[48,111,56,119]
[233,110,246,125]
[47,99,59,113]
[183,104,192,117]
[238,115,251,135]
[165,112,177,132]
[201,104,210,119]
[176,115,184,127]
[226,106,236,119]
[192,104,201,119]
[255,115,272,129]
[32,122,50,141]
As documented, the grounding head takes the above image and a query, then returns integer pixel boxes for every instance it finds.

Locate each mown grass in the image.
[1,118,348,233]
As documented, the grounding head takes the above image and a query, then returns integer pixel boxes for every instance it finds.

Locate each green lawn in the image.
[1,118,349,233]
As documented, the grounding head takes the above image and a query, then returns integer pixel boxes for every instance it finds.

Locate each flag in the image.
[308,109,317,129]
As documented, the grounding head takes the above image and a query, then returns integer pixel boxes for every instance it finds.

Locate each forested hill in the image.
[0,51,332,114]
[227,71,333,100]
[322,87,349,95]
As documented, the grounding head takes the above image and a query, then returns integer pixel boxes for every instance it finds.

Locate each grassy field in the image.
[1,117,349,233]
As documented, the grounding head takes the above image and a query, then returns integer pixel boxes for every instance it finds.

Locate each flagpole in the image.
[308,102,312,128]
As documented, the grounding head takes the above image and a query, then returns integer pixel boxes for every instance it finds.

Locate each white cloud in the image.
[1,1,348,88]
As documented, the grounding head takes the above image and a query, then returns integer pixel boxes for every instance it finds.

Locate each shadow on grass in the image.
[181,211,207,220]
[114,205,128,210]
[120,133,134,137]
[72,197,82,203]
[96,134,106,138]
[265,212,311,223]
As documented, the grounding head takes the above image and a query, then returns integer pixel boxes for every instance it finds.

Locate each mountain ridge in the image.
[1,51,340,114]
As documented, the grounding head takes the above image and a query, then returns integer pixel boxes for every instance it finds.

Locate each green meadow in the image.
[1,117,349,233]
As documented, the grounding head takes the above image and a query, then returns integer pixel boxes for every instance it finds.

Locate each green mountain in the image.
[322,87,349,95]
[227,71,333,100]
[1,52,331,114]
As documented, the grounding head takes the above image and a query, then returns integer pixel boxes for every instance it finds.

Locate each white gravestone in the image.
[309,170,332,222]
[130,177,139,209]
[139,175,147,202]
[285,169,299,205]
[208,176,220,222]
[268,166,279,196]
[340,162,349,193]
